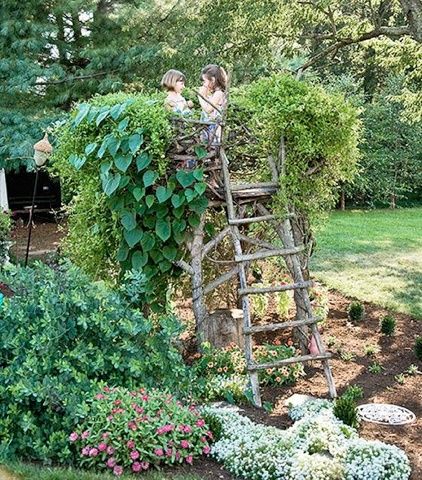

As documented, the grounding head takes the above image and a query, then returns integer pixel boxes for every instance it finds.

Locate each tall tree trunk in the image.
[390,193,397,209]
[400,0,422,41]
[340,190,346,211]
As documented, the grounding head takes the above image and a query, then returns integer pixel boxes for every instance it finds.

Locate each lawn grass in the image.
[2,463,201,480]
[310,207,422,318]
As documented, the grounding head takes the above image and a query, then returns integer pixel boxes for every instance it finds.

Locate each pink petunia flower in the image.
[183,425,192,433]
[81,430,90,440]
[200,436,207,443]
[128,421,137,431]
[130,450,140,460]
[98,443,107,452]
[107,446,115,455]
[89,448,99,457]
[141,461,150,470]
[196,419,205,427]
[102,432,110,439]
[69,432,79,442]
[154,448,164,457]
[81,446,90,456]
[127,440,135,449]
[113,465,123,476]
[95,393,105,400]
[203,446,211,455]
[166,448,173,457]
[180,440,189,449]
[132,462,142,472]
[107,457,117,468]
[185,455,193,465]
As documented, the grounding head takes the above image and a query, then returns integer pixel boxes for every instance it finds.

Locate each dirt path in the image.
[0,466,19,480]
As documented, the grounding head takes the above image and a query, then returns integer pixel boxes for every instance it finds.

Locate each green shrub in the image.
[347,301,365,323]
[380,315,396,336]
[414,336,422,361]
[70,387,212,475]
[343,385,364,402]
[0,261,189,463]
[333,394,359,429]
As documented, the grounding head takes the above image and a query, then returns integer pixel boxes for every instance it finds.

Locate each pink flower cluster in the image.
[156,424,174,435]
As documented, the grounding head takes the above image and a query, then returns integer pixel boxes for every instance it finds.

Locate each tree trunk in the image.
[390,193,397,209]
[340,190,346,210]
[400,0,422,42]
[190,216,208,345]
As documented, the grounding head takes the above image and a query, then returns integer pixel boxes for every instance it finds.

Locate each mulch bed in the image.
[9,220,422,480]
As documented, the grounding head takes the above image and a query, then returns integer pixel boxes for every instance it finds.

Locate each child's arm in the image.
[197,88,224,115]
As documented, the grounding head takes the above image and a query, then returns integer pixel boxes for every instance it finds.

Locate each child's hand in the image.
[198,85,208,97]
[187,100,194,108]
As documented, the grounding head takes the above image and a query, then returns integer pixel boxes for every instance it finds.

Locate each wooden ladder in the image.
[219,148,337,407]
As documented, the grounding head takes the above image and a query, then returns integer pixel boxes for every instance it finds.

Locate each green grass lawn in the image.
[2,463,201,480]
[310,207,422,318]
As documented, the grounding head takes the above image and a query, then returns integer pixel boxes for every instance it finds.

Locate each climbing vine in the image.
[52,92,208,310]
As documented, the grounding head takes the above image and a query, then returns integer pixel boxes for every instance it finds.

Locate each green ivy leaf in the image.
[193,169,204,181]
[132,251,148,270]
[145,195,155,208]
[120,211,137,231]
[156,186,172,203]
[118,117,130,132]
[119,175,130,189]
[150,249,163,264]
[103,173,121,196]
[84,143,97,156]
[133,187,145,201]
[117,243,129,262]
[69,154,87,170]
[108,196,125,212]
[172,219,187,233]
[159,260,172,272]
[156,205,169,219]
[100,161,112,175]
[143,170,158,187]
[194,182,207,196]
[108,137,121,157]
[129,133,143,154]
[73,103,90,127]
[176,170,195,188]
[171,193,184,208]
[96,108,110,126]
[162,245,177,261]
[189,197,209,215]
[188,213,200,227]
[114,153,132,172]
[173,206,185,219]
[205,222,215,236]
[141,233,155,252]
[194,146,208,160]
[110,103,126,120]
[124,228,143,248]
[136,152,151,171]
[155,219,171,241]
[185,188,196,203]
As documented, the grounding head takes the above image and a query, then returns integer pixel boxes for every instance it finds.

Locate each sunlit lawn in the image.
[2,463,202,480]
[311,207,422,318]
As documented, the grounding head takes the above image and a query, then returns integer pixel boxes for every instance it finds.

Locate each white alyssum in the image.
[288,398,333,421]
[206,407,411,480]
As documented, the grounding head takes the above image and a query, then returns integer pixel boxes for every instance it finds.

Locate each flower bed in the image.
[206,401,411,480]
[70,387,212,476]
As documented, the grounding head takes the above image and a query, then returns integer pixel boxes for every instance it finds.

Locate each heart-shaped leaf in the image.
[120,211,137,231]
[193,169,204,181]
[189,197,209,215]
[103,173,121,196]
[156,186,172,203]
[185,188,196,203]
[136,152,151,171]
[100,161,112,175]
[118,117,129,132]
[188,213,200,228]
[96,108,110,126]
[132,251,148,270]
[159,260,172,272]
[145,195,155,208]
[194,146,208,160]
[155,219,171,242]
[141,232,155,252]
[115,153,132,172]
[176,170,195,188]
[132,187,145,201]
[194,182,207,196]
[163,245,177,261]
[124,228,143,248]
[143,170,158,187]
[171,193,184,208]
[129,133,143,154]
[84,143,97,156]
[69,154,87,170]
[73,103,90,127]
[119,175,130,189]
[117,243,129,262]
[108,137,121,157]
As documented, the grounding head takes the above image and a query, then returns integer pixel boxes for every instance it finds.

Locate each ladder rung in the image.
[235,245,304,262]
[248,353,332,371]
[230,182,279,191]
[244,318,318,335]
[239,280,313,296]
[229,214,277,225]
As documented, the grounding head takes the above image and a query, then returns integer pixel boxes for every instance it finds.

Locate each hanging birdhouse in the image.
[33,133,53,167]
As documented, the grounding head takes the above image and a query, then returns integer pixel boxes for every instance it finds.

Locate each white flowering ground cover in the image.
[206,400,411,480]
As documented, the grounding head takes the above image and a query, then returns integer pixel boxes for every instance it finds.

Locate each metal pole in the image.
[24,167,40,267]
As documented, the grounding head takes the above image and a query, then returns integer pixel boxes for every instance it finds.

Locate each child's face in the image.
[174,78,185,94]
[202,75,214,91]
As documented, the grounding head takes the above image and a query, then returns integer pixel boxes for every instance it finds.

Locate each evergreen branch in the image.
[35,70,117,86]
